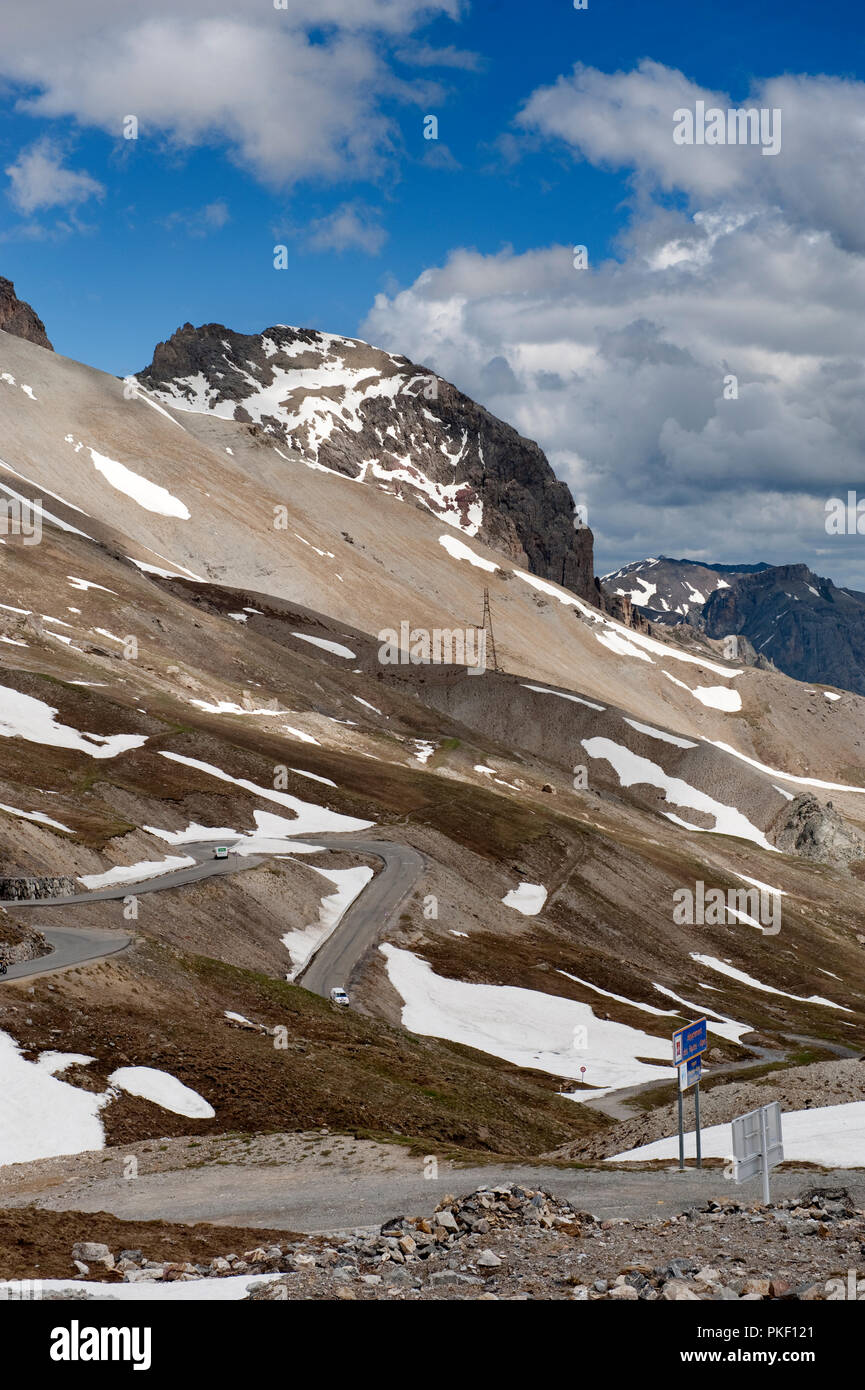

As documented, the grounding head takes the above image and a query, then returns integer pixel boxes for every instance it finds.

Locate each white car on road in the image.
[329,987,350,1007]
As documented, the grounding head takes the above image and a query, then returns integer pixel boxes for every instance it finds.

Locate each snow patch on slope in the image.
[582,736,776,851]
[381,946,675,1097]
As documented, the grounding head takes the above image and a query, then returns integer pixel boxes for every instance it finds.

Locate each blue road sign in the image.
[678,1056,702,1091]
[672,1018,707,1066]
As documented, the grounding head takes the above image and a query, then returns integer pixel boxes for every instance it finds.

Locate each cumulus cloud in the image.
[0,1,459,188]
[363,63,865,586]
[5,138,104,213]
[517,60,865,254]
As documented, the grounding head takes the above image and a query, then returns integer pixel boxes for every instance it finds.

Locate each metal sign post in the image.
[759,1106,771,1204]
[672,1021,707,1169]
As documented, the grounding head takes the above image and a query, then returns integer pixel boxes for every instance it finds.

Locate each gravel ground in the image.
[243,1183,865,1301]
[12,1181,865,1302]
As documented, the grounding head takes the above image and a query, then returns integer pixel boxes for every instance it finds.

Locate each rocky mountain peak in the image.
[0,277,53,350]
[137,321,597,603]
[701,563,865,694]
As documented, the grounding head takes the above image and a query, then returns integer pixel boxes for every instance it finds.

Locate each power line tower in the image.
[480,587,501,673]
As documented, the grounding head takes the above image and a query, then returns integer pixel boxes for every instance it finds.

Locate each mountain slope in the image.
[1,315,864,1172]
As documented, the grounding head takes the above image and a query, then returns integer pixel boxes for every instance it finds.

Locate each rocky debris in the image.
[0,277,53,350]
[240,1185,865,1302]
[58,1183,865,1301]
[771,794,864,866]
[0,911,49,964]
[72,1242,114,1270]
[137,322,598,604]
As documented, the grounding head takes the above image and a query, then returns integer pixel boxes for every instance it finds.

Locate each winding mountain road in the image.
[294,837,424,994]
[7,844,264,906]
[1,927,131,982]
[5,834,425,997]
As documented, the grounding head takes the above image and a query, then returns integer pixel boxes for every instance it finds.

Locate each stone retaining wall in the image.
[0,876,75,901]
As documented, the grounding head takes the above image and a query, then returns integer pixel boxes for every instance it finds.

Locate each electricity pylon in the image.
[481,587,501,673]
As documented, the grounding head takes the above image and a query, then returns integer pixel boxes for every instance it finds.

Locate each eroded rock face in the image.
[702,564,865,696]
[771,794,864,865]
[137,322,597,603]
[0,277,53,350]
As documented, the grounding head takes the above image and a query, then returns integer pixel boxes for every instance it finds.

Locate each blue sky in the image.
[2,0,859,373]
[1,0,864,581]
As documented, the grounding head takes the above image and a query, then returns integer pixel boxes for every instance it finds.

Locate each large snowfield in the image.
[381,945,677,1095]
[0,684,147,759]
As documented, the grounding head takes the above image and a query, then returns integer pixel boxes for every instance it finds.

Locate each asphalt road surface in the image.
[1,928,131,983]
[296,837,424,996]
[6,834,424,998]
[9,844,263,905]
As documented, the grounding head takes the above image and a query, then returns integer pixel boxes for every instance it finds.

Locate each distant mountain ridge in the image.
[601,555,771,623]
[602,555,865,695]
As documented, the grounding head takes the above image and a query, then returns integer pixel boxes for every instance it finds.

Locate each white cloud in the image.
[304,201,387,254]
[1,2,459,188]
[517,60,865,254]
[363,63,865,587]
[5,139,104,214]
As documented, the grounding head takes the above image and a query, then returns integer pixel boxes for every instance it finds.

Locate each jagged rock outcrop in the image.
[771,794,864,865]
[702,564,865,696]
[0,277,53,350]
[137,323,597,603]
[599,586,653,632]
